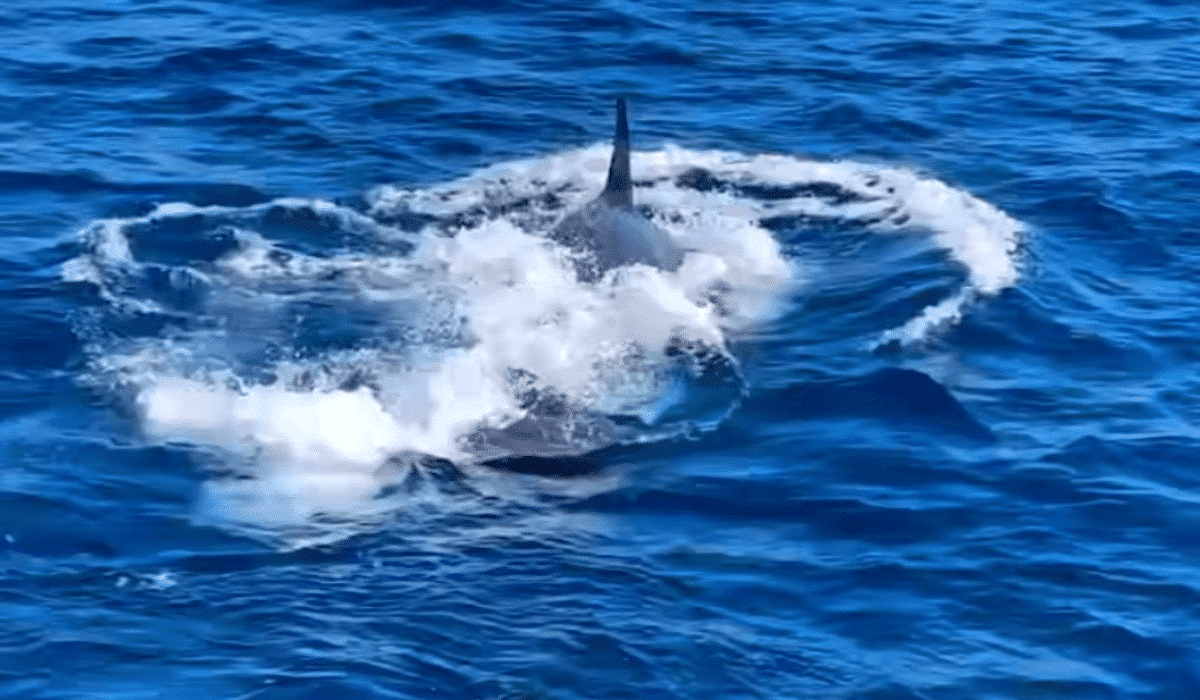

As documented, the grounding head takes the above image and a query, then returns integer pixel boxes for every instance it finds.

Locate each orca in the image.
[549,98,684,282]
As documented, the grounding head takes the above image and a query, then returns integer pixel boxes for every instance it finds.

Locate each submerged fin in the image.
[599,98,632,208]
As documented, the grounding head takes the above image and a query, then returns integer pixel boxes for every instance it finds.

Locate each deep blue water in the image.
[3,0,1200,698]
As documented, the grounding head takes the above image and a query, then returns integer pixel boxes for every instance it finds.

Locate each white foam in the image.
[877,288,974,347]
[65,145,1022,530]
[372,144,1023,344]
[139,377,409,465]
[887,173,1021,294]
[61,219,136,295]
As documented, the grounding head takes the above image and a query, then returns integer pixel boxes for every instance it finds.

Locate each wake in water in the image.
[63,143,1022,535]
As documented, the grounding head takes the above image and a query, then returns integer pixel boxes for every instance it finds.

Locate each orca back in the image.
[548,98,684,281]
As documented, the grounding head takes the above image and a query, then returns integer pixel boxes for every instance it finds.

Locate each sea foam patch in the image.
[66,145,1021,531]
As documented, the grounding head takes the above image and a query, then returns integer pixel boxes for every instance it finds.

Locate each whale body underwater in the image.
[548,98,684,282]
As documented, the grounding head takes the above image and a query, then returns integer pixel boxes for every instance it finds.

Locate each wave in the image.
[63,145,1022,532]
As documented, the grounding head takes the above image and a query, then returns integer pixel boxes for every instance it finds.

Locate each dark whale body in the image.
[548,99,684,282]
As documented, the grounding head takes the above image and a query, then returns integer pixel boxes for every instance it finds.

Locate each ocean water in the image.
[3,0,1199,697]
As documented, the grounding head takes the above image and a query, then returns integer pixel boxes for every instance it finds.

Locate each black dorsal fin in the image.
[599,98,632,208]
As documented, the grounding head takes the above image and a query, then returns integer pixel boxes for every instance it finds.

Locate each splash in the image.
[65,145,1021,530]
